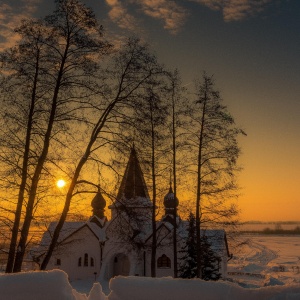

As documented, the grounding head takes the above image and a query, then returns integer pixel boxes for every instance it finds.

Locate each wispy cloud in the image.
[0,1,40,51]
[134,0,188,34]
[105,0,138,31]
[105,0,273,34]
[105,0,187,34]
[190,0,272,21]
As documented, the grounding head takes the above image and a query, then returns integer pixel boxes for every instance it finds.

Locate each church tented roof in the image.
[116,147,150,201]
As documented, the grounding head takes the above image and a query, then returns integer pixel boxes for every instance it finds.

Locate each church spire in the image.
[116,147,150,201]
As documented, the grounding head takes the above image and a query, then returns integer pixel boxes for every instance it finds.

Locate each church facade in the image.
[33,148,230,281]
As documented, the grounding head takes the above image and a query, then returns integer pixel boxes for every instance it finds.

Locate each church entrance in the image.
[113,253,130,276]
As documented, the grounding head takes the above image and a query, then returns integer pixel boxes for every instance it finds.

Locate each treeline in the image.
[262,226,300,235]
[242,226,300,235]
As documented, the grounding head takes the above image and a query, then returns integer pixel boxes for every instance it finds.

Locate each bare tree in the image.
[131,80,169,277]
[0,0,111,272]
[0,19,51,273]
[186,73,245,278]
[40,37,162,270]
[166,69,187,278]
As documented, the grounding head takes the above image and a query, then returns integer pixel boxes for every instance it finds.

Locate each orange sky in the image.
[235,109,300,222]
[2,0,300,222]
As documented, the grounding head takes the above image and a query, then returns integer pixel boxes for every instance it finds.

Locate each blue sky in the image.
[1,0,300,221]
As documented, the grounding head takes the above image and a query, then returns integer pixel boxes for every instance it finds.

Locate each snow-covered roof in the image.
[139,218,229,257]
[201,229,228,254]
[39,222,85,247]
[33,218,108,257]
[87,219,107,241]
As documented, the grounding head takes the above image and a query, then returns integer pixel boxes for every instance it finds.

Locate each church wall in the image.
[220,249,228,278]
[100,239,146,281]
[143,237,228,279]
[221,258,227,278]
[46,226,100,281]
[156,248,174,277]
[143,248,174,277]
[43,224,229,281]
[210,241,228,279]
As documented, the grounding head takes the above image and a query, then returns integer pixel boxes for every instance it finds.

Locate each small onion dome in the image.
[91,191,106,210]
[163,186,179,209]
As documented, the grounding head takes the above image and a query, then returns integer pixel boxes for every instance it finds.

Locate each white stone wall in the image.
[46,226,100,281]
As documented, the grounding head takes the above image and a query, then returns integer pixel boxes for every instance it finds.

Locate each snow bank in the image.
[1,271,300,300]
[263,276,285,287]
[0,270,85,300]
[243,263,264,273]
[88,283,107,300]
[109,276,300,300]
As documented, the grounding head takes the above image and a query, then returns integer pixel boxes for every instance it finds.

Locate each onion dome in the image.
[91,191,106,218]
[164,186,179,214]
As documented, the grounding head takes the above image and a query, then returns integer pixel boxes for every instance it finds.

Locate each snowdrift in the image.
[0,270,106,300]
[1,270,300,300]
[109,276,300,300]
[0,270,79,300]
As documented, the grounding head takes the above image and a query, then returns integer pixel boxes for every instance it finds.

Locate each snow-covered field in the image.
[1,234,300,299]
[228,234,300,288]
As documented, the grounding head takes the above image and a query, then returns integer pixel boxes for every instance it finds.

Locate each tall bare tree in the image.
[40,37,162,270]
[187,73,245,278]
[166,69,187,278]
[0,20,47,272]
[131,80,169,277]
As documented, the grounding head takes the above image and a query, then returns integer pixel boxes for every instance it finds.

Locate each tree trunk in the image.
[13,41,69,272]
[40,95,119,270]
[40,157,86,270]
[196,88,207,279]
[172,80,178,278]
[6,50,40,273]
[150,100,157,278]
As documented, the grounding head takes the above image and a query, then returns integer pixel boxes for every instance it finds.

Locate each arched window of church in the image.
[84,253,88,267]
[157,254,171,268]
[90,257,94,267]
[78,257,82,267]
[56,258,61,266]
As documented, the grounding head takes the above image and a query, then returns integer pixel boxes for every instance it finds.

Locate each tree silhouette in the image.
[179,213,221,280]
[1,0,111,273]
[186,73,245,277]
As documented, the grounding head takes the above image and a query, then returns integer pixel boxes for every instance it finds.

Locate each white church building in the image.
[33,148,230,281]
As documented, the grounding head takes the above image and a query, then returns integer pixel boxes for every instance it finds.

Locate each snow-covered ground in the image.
[2,269,300,300]
[1,234,300,299]
[228,234,300,288]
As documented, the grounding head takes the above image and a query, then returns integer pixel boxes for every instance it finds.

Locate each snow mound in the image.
[88,283,107,300]
[0,269,83,300]
[243,263,264,273]
[264,276,285,287]
[109,276,300,300]
[2,271,300,300]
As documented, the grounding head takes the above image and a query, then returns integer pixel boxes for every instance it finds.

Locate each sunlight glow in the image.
[57,179,66,188]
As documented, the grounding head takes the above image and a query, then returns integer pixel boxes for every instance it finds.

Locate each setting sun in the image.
[56,179,66,188]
